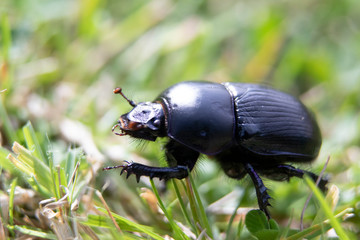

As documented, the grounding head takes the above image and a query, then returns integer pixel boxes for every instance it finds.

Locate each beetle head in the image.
[113,102,165,141]
[112,87,166,141]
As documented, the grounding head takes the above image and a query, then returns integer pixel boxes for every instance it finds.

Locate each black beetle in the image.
[104,81,327,217]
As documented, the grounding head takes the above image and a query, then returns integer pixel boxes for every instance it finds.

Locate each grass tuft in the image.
[1,0,360,238]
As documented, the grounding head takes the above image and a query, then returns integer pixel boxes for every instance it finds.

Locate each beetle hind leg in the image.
[259,164,328,192]
[244,162,272,219]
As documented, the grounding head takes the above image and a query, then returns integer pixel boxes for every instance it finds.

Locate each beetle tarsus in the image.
[102,165,123,171]
[305,171,328,192]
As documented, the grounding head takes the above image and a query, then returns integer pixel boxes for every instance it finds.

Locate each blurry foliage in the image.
[0,0,360,239]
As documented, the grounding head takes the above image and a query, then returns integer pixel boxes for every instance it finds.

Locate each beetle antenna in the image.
[113,87,136,107]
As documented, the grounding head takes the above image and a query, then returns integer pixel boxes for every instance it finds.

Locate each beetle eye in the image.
[153,119,160,127]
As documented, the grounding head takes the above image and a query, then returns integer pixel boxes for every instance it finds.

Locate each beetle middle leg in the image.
[244,162,272,218]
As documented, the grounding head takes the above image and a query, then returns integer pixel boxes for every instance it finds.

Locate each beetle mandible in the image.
[104,81,327,218]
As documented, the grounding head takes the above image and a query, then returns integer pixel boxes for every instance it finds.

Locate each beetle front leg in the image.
[244,162,272,218]
[118,162,190,182]
[105,140,200,182]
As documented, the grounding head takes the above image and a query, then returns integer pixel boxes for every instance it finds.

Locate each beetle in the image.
[104,81,327,218]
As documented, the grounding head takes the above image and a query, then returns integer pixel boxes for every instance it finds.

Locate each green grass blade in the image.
[189,174,213,239]
[1,14,11,62]
[286,208,353,240]
[297,176,351,240]
[23,121,47,164]
[10,142,53,197]
[78,0,101,38]
[312,184,340,225]
[236,217,245,239]
[13,226,56,239]
[150,179,190,240]
[47,147,60,200]
[28,175,52,198]
[0,97,17,144]
[172,179,194,230]
[184,177,200,235]
[0,147,15,173]
[225,197,243,240]
[92,209,163,240]
[8,178,17,236]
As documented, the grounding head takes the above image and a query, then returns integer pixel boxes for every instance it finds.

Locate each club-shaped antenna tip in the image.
[113,87,122,94]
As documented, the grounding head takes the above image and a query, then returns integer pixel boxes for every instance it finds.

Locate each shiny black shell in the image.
[158,81,321,160]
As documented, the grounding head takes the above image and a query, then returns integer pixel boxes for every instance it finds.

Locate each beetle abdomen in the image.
[224,83,321,161]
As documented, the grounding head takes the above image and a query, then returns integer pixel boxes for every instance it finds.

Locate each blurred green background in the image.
[1,0,360,239]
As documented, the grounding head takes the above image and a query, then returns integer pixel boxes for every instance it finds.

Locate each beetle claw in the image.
[102,165,123,171]
[104,161,133,178]
[102,161,140,181]
[136,175,141,183]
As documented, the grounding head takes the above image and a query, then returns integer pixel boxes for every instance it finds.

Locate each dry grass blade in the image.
[95,190,123,234]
